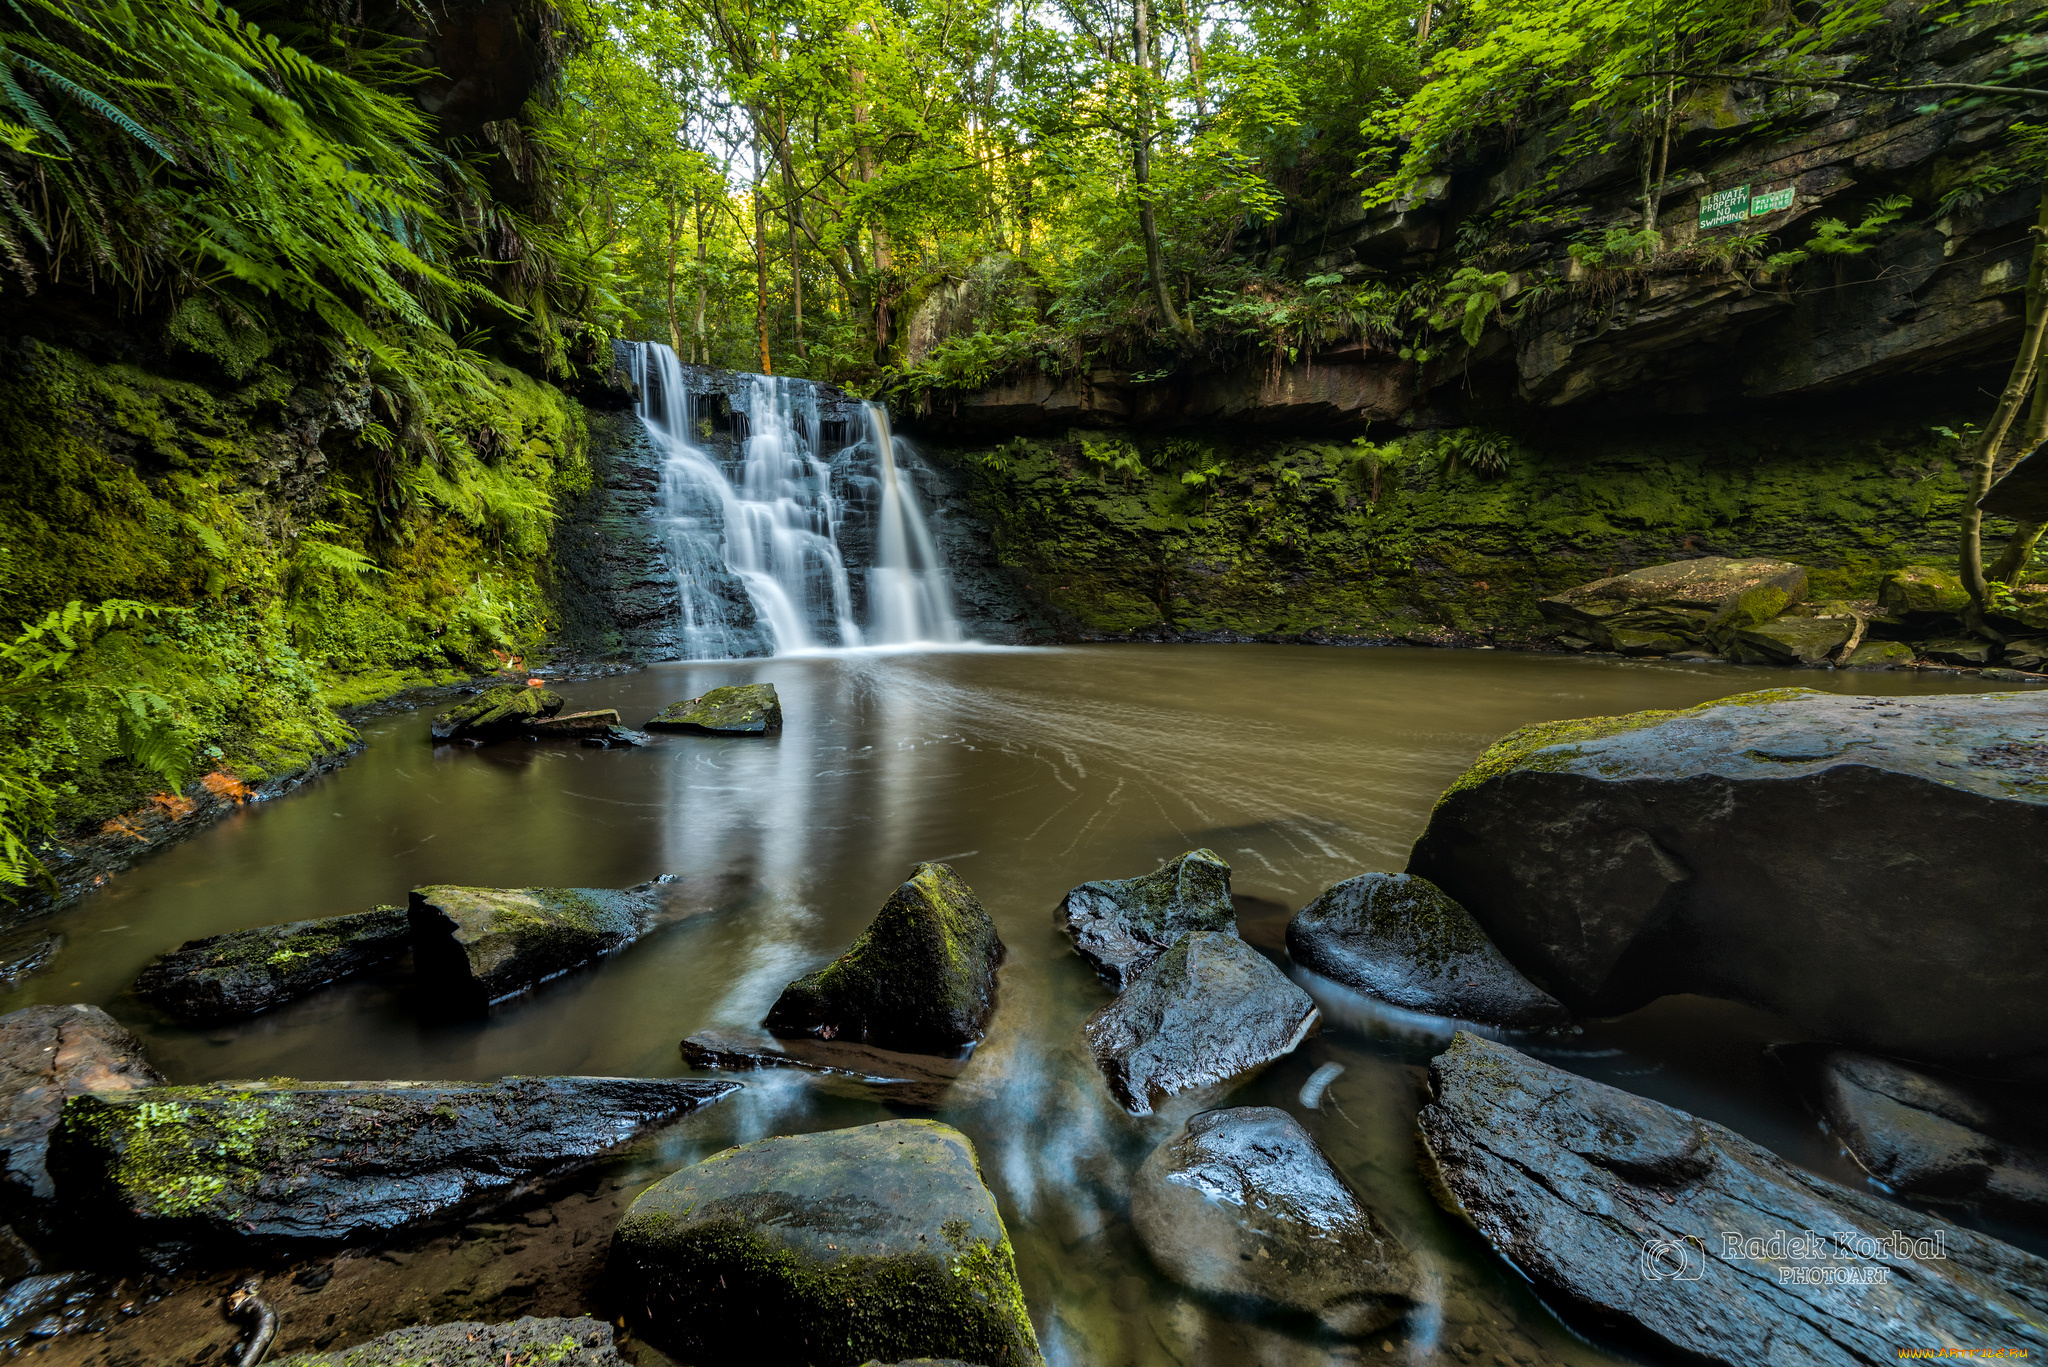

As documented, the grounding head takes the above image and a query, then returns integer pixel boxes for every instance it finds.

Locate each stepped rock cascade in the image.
[625,342,961,658]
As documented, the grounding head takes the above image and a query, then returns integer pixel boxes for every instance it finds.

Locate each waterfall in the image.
[626,341,961,658]
[863,401,962,647]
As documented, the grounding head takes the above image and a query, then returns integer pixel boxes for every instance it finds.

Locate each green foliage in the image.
[1762,196,1914,273]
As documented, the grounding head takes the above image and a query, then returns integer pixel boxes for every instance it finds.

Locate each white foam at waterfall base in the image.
[628,342,965,658]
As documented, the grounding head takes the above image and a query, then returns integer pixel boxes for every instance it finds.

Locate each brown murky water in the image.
[7,645,2033,1365]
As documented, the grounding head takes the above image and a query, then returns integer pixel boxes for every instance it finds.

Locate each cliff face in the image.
[908,3,2041,437]
[919,401,1988,646]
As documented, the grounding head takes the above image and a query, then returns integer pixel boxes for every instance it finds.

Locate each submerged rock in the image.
[409,878,671,1011]
[272,1315,620,1365]
[1407,688,2048,1061]
[1818,1051,2048,1221]
[132,906,410,1023]
[50,1075,738,1251]
[681,1029,964,1108]
[1132,1107,1417,1334]
[1418,1032,2048,1366]
[611,1119,1042,1367]
[645,683,782,735]
[0,1005,163,1222]
[429,684,565,741]
[0,933,58,990]
[1057,848,1235,990]
[1286,872,1567,1027]
[1539,557,1807,653]
[1084,931,1318,1116]
[763,862,1002,1055]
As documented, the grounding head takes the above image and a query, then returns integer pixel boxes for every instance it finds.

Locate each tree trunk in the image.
[665,192,683,356]
[1959,187,2048,632]
[1417,0,1430,45]
[753,132,772,375]
[692,193,709,364]
[1989,234,2048,586]
[1133,0,1191,339]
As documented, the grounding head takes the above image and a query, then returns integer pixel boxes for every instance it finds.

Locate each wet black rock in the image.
[646,683,782,734]
[612,1119,1042,1367]
[1818,1050,2048,1221]
[1418,1032,2048,1366]
[1286,872,1567,1028]
[0,934,58,991]
[681,1029,963,1108]
[764,862,1002,1055]
[0,1005,163,1224]
[526,708,626,739]
[409,878,672,1011]
[429,684,565,741]
[1407,688,2048,1062]
[1084,931,1318,1116]
[273,1314,620,1365]
[1132,1106,1417,1334]
[50,1075,738,1253]
[1057,848,1235,991]
[132,907,411,1023]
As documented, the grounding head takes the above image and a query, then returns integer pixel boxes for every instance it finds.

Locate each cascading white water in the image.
[862,401,962,646]
[627,341,960,658]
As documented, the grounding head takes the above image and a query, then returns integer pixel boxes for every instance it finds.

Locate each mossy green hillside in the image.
[0,334,589,840]
[935,414,2008,643]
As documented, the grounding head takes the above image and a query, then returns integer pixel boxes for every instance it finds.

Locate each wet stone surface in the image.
[1058,848,1236,992]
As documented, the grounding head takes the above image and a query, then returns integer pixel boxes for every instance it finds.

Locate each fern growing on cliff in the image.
[0,600,190,895]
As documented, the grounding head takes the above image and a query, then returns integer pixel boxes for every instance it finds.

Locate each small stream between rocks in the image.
[8,645,2037,1366]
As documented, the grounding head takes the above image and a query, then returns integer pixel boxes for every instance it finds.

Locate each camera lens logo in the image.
[1641,1238,1705,1281]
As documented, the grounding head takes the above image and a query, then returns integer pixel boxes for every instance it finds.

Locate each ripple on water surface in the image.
[10,645,2033,1365]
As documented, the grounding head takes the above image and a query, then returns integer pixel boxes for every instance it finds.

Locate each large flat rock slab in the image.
[1407,688,2048,1061]
[1418,1032,2048,1366]
[132,906,410,1023]
[1057,848,1235,991]
[611,1119,1042,1366]
[1084,931,1318,1116]
[0,1005,162,1223]
[409,879,672,1011]
[49,1075,738,1251]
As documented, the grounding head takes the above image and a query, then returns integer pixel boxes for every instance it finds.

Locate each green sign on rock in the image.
[1750,186,1796,216]
[1699,184,1752,230]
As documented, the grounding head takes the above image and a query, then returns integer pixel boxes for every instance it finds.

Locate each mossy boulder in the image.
[1538,557,1807,652]
[1728,614,1855,665]
[645,683,782,735]
[763,863,1003,1056]
[430,684,566,742]
[525,708,624,739]
[273,1316,619,1365]
[1418,1033,2048,1365]
[1408,689,2048,1061]
[1132,1107,1418,1334]
[48,1075,738,1254]
[131,906,410,1023]
[409,879,672,1012]
[1879,565,1971,616]
[1844,639,1915,669]
[1286,872,1567,1028]
[0,1005,163,1225]
[1084,931,1318,1116]
[1057,847,1235,990]
[610,1119,1043,1367]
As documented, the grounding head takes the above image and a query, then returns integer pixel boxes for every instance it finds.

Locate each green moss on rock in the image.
[644,683,783,735]
[763,862,1004,1055]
